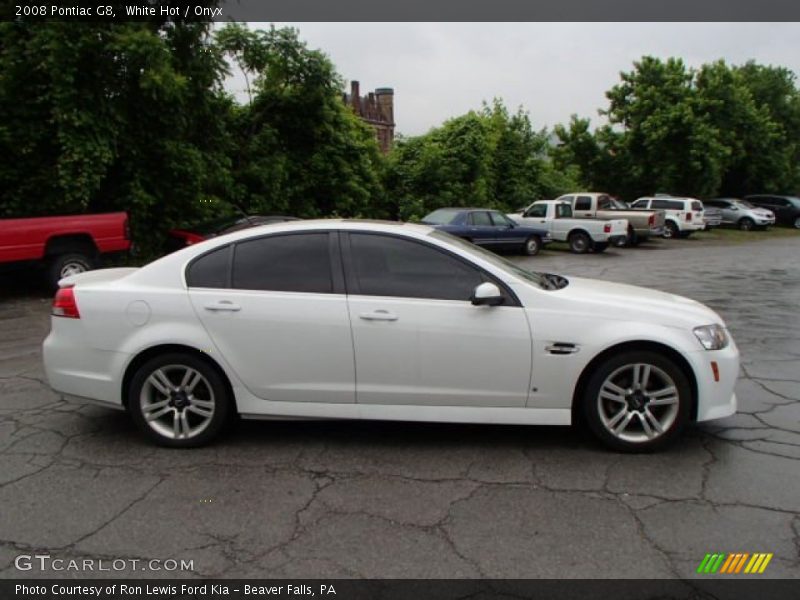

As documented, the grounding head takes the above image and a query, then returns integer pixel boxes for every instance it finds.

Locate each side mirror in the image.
[471,282,504,306]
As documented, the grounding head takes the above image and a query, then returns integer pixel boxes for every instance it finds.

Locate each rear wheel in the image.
[593,242,609,253]
[583,351,692,452]
[568,231,591,254]
[128,353,231,448]
[738,217,755,231]
[46,252,93,291]
[522,235,541,256]
[663,221,679,239]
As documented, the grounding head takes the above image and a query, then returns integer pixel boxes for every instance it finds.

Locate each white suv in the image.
[632,196,705,239]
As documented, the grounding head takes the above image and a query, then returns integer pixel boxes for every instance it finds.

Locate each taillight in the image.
[603,224,611,233]
[649,214,655,226]
[686,212,692,221]
[52,286,80,319]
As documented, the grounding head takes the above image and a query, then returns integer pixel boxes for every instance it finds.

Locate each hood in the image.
[551,276,723,330]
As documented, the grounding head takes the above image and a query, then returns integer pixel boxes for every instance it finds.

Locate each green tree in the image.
[216,24,386,220]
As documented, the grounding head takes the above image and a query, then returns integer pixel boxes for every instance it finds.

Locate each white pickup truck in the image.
[508,200,628,253]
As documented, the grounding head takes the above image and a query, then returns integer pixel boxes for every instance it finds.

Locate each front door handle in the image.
[359,310,398,322]
[204,301,241,312]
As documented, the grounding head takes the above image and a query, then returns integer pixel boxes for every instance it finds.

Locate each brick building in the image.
[343,81,395,153]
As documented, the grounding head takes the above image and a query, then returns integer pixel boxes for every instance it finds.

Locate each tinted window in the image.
[632,199,649,208]
[525,204,547,218]
[232,233,332,293]
[575,196,592,211]
[469,212,492,226]
[691,201,703,211]
[349,234,484,301]
[652,199,684,210]
[186,245,230,288]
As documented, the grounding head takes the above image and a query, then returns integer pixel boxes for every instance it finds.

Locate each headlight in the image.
[693,324,729,351]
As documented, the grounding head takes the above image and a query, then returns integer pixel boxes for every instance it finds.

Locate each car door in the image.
[489,211,526,246]
[186,232,355,404]
[343,232,532,407]
[466,211,498,246]
[522,203,551,232]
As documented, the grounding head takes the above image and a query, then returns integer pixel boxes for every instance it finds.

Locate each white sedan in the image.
[43,220,738,452]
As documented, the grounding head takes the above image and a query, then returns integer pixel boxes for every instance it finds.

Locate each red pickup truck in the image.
[0,212,131,289]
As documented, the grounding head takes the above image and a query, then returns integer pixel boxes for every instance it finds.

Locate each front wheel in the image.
[522,235,541,256]
[582,351,692,452]
[128,353,232,447]
[738,217,755,231]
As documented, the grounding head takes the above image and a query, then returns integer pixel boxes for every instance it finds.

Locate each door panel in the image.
[343,232,532,407]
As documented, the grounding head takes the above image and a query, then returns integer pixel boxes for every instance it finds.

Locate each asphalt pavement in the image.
[0,234,798,579]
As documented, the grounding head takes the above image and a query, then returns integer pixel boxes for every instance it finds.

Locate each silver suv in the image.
[703,198,775,231]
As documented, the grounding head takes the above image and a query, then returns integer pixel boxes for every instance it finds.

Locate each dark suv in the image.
[744,195,800,229]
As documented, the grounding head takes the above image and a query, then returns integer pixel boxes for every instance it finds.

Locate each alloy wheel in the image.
[140,365,216,440]
[596,363,680,444]
[60,261,88,278]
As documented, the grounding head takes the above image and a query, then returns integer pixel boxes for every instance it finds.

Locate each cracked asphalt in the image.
[0,234,798,580]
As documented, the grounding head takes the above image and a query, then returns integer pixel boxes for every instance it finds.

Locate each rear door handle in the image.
[359,310,398,322]
[204,301,241,312]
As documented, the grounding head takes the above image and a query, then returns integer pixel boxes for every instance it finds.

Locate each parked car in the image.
[555,193,666,246]
[508,200,628,253]
[744,195,800,229]
[702,199,775,231]
[631,196,705,239]
[702,207,723,230]
[43,219,739,452]
[166,215,300,252]
[421,208,550,256]
[0,212,131,289]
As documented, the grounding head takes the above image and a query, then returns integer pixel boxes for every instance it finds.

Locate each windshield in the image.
[429,229,546,288]
[422,209,461,225]
[734,200,756,209]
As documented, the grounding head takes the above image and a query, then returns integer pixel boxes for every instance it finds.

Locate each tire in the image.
[612,236,628,248]
[568,231,591,254]
[128,352,232,448]
[593,242,609,253]
[46,252,93,290]
[738,217,755,231]
[582,350,692,453]
[663,221,679,239]
[628,230,641,246]
[522,235,541,256]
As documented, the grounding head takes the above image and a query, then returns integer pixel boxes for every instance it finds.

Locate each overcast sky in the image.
[225,23,800,137]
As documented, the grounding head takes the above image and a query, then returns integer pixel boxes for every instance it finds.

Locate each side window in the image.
[525,204,548,218]
[597,195,612,210]
[574,196,592,211]
[469,212,492,226]
[651,199,668,209]
[186,245,231,288]
[558,195,575,204]
[556,203,572,218]
[348,234,485,301]
[632,199,649,209]
[489,212,512,226]
[232,233,332,293]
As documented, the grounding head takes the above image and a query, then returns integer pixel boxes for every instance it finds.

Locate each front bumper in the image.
[689,339,739,422]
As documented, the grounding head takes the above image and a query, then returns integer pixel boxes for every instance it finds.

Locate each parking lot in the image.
[0,233,798,580]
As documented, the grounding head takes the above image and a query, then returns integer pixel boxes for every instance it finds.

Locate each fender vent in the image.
[545,342,578,355]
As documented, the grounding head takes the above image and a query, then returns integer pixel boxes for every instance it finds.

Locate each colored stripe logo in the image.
[697,553,773,574]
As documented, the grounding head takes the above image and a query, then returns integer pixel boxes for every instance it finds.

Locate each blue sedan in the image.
[421,208,551,256]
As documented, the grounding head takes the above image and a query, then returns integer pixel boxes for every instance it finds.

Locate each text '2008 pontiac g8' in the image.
[43,220,738,452]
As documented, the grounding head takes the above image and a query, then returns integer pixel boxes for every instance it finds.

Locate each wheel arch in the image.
[44,234,98,258]
[121,343,237,413]
[568,228,591,239]
[571,340,698,424]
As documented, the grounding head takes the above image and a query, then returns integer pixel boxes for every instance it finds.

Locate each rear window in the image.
[692,201,703,211]
[186,245,231,288]
[422,209,461,225]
